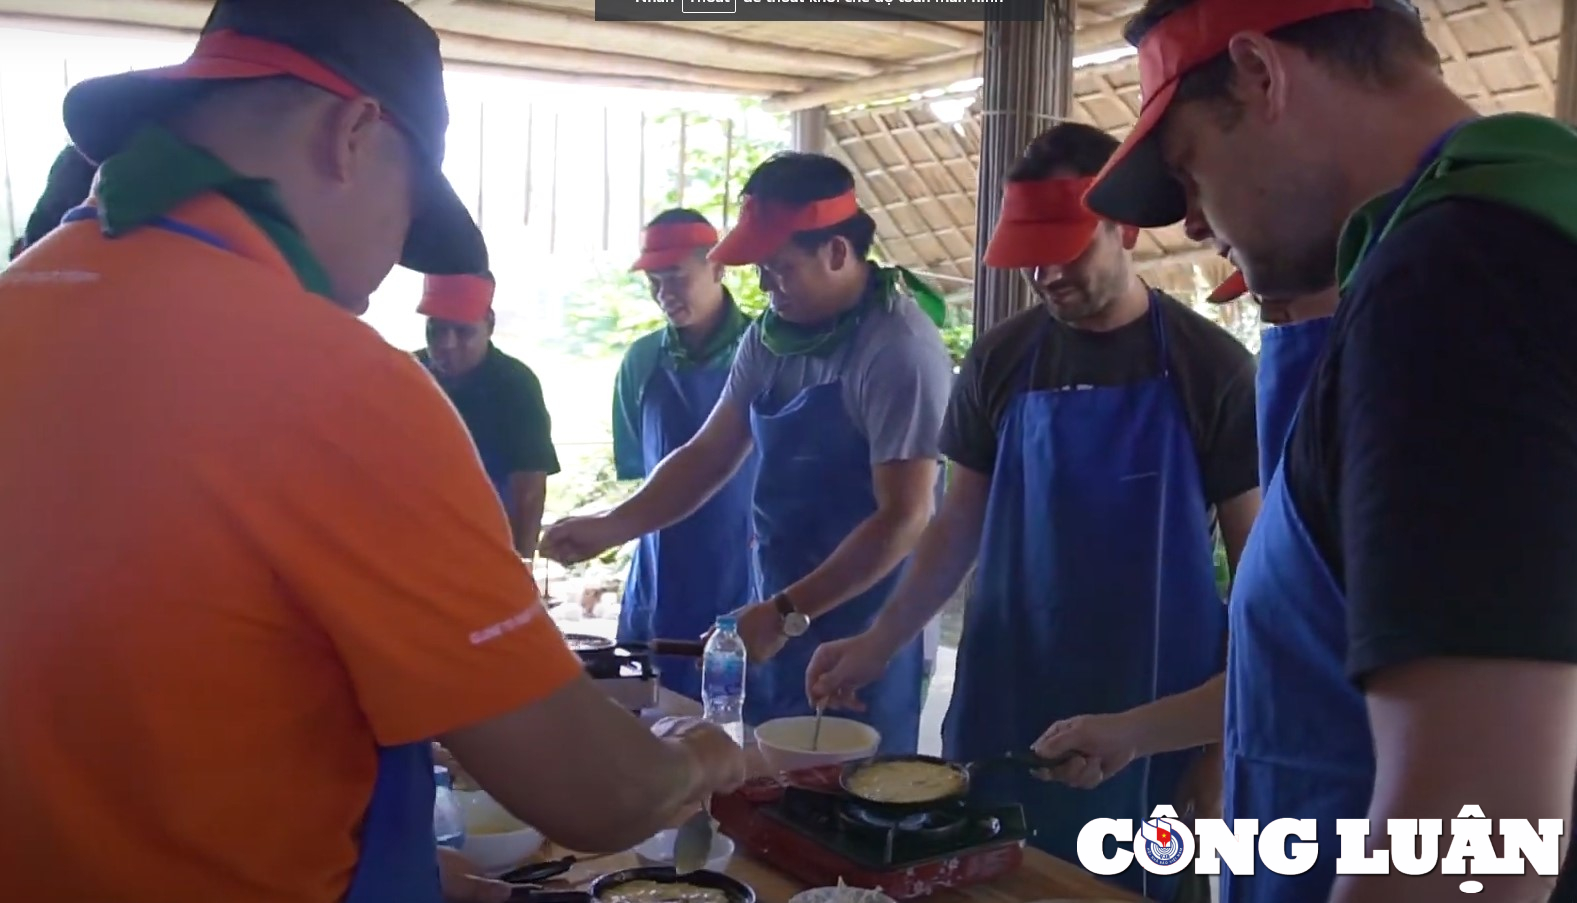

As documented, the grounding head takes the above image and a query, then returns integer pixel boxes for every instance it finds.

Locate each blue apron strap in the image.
[1146,290,1170,376]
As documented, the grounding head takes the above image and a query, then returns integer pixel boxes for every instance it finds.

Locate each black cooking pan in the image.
[639,639,707,657]
[565,633,617,654]
[589,866,756,903]
[838,751,1080,818]
[566,635,707,680]
[563,634,707,657]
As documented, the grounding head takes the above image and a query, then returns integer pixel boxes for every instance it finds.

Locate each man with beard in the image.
[612,208,759,701]
[1083,0,1577,900]
[807,122,1259,902]
[418,272,559,559]
[544,152,954,753]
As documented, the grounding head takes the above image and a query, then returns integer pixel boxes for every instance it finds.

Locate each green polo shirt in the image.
[612,294,751,480]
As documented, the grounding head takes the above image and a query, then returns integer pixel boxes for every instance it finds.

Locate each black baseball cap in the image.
[1083,0,1417,228]
[61,0,485,276]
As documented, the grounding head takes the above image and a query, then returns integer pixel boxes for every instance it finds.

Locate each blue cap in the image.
[716,615,738,631]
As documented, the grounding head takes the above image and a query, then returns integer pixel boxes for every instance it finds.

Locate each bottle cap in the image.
[433,765,452,788]
[716,615,738,631]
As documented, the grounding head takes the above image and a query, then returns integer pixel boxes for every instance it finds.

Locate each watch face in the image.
[783,612,811,638]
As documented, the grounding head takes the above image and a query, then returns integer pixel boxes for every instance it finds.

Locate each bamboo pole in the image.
[1556,0,1577,125]
[722,118,735,230]
[0,0,886,77]
[790,107,830,154]
[0,10,835,88]
[474,98,487,227]
[601,107,612,252]
[440,0,882,77]
[435,32,815,95]
[548,111,560,256]
[522,104,534,227]
[636,112,647,227]
[676,114,689,209]
[972,2,1075,334]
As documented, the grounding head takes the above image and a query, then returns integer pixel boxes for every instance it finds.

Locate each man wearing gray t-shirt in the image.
[543,153,953,754]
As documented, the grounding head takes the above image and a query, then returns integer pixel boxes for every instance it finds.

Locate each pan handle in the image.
[648,639,707,657]
[972,750,1081,771]
[509,890,595,903]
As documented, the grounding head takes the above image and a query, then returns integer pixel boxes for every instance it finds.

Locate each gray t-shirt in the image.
[721,290,954,464]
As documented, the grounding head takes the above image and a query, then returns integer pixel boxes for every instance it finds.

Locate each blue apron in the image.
[64,204,445,903]
[942,295,1226,902]
[1254,317,1333,485]
[1221,128,1468,903]
[617,362,760,701]
[747,351,924,755]
[1220,408,1372,903]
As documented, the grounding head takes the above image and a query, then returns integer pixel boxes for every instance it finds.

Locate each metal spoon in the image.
[810,704,825,752]
[672,804,715,875]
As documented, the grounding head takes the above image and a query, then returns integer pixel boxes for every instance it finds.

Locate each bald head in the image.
[166,77,418,313]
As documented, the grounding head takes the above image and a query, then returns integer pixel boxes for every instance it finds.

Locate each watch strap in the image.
[772,593,797,618]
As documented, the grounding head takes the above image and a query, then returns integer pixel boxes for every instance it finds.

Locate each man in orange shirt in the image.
[0,2,743,902]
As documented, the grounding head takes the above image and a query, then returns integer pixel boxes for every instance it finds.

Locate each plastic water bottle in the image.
[701,615,748,745]
[433,765,466,850]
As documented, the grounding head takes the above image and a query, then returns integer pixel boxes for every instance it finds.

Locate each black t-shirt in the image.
[1285,198,1577,681]
[416,345,560,481]
[942,291,1259,508]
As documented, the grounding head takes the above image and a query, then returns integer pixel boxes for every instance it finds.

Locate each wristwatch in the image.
[773,593,811,638]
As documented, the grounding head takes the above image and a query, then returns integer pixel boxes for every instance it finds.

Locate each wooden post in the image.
[1556,0,1577,125]
[790,107,828,154]
[972,1,1075,334]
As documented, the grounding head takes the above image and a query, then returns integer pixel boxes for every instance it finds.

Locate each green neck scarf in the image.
[93,126,334,297]
[663,290,752,368]
[1337,113,1577,288]
[757,265,948,358]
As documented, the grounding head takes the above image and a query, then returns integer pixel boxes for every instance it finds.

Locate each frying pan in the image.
[589,866,756,903]
[568,635,707,680]
[838,751,1080,818]
[564,633,617,653]
[563,634,707,657]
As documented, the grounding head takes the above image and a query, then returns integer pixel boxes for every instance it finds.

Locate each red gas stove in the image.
[711,765,1030,900]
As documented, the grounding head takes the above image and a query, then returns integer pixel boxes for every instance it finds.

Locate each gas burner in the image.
[838,802,972,843]
[712,779,1029,901]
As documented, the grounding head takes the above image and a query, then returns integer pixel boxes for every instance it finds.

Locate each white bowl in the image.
[456,791,545,877]
[753,716,881,773]
[632,828,736,872]
[789,886,898,903]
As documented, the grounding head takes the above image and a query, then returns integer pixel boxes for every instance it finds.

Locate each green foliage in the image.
[939,310,975,366]
[556,263,660,361]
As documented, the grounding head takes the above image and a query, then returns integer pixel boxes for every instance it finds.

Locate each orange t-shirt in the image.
[0,194,583,902]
